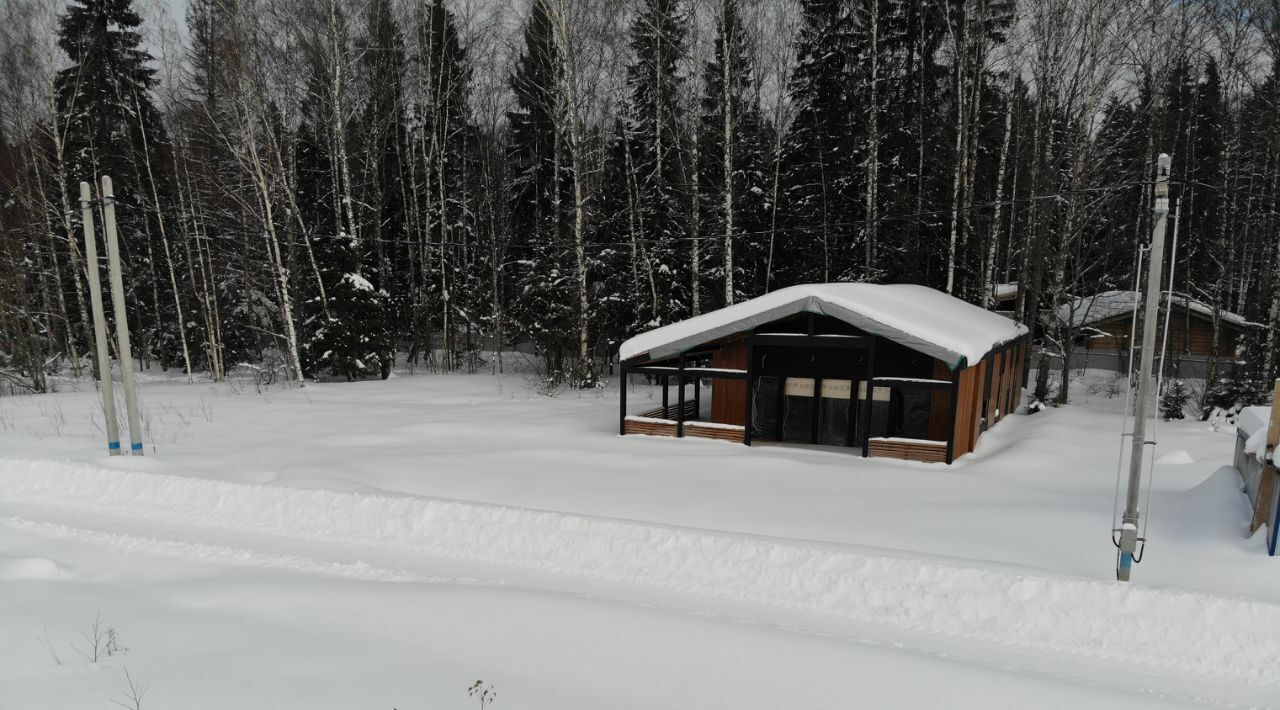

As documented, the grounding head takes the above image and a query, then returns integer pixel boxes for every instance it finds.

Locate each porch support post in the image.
[676,353,686,437]
[946,367,962,464]
[619,365,628,435]
[662,374,669,416]
[861,339,877,457]
[742,338,755,446]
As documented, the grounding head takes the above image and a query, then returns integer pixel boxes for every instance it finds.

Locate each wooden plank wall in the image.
[623,418,677,437]
[711,339,749,426]
[989,351,1006,423]
[1087,314,1239,356]
[684,423,745,443]
[928,360,954,441]
[869,438,948,463]
[951,360,986,459]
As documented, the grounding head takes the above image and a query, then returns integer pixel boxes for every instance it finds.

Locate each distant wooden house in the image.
[618,284,1031,464]
[991,282,1019,315]
[1057,292,1259,375]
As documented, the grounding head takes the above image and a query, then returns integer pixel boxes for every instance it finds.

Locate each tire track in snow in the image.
[3,458,1279,697]
[0,516,476,585]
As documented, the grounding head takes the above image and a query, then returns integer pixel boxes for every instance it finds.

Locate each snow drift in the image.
[2,458,1278,688]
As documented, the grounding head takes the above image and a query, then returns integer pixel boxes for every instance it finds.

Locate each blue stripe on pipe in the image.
[1270,494,1280,557]
[107,441,120,450]
[131,442,143,452]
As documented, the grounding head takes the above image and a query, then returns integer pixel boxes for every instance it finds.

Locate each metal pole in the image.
[1118,153,1171,581]
[81,182,120,455]
[101,175,144,456]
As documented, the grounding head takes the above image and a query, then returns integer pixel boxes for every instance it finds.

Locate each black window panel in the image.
[782,391,813,442]
[750,376,779,438]
[898,388,933,439]
[818,396,851,446]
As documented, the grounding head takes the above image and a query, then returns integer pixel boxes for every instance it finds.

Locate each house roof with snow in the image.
[619,283,1029,370]
[1058,291,1260,330]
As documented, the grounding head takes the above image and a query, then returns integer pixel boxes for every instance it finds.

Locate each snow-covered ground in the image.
[2,367,1277,708]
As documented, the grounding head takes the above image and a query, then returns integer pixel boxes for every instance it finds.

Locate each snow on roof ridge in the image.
[619,283,1028,368]
[1060,290,1260,329]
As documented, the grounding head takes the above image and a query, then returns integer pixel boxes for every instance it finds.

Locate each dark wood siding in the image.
[951,360,985,458]
[1084,310,1244,357]
[710,339,749,426]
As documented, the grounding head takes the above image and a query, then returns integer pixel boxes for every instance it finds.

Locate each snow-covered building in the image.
[1054,291,1260,377]
[618,284,1031,464]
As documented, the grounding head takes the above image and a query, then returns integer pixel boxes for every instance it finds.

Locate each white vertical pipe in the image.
[1118,153,1172,581]
[80,181,120,455]
[101,176,144,455]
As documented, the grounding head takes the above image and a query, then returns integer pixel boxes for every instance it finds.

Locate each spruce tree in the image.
[411,0,481,370]
[622,0,692,329]
[699,0,772,307]
[55,0,176,366]
[359,0,409,306]
[778,0,857,287]
[297,25,392,381]
[1186,59,1226,301]
[507,0,575,374]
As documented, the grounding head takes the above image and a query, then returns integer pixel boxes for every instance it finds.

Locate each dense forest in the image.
[1,0,1278,406]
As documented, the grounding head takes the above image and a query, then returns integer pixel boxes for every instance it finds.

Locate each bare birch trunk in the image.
[863,0,879,278]
[720,0,735,305]
[983,80,1015,308]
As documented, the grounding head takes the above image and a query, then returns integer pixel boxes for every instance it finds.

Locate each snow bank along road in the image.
[3,458,1278,707]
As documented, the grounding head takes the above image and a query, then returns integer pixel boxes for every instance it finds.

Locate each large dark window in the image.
[817,380,852,446]
[750,376,779,438]
[781,377,814,442]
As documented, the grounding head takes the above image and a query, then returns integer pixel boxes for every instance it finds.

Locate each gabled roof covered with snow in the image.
[1058,291,1260,329]
[619,284,1029,370]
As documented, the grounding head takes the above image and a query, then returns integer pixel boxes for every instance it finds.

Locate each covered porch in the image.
[618,284,1029,464]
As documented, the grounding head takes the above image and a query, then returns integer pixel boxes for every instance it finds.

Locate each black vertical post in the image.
[662,374,669,417]
[981,351,995,433]
[619,365,628,435]
[742,339,755,445]
[945,368,962,464]
[861,340,877,457]
[676,353,686,437]
[774,374,785,442]
[846,350,861,448]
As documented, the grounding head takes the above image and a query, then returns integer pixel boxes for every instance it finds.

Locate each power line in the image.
[0,181,1154,253]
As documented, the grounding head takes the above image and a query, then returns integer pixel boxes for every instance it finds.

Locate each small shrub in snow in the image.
[75,610,127,663]
[1026,399,1045,415]
[468,680,496,709]
[1205,405,1242,432]
[110,668,146,710]
[1200,377,1270,422]
[37,626,62,666]
[1160,380,1188,421]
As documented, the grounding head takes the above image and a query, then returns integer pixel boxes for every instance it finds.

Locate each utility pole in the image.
[80,182,120,455]
[1117,153,1171,581]
[101,176,144,455]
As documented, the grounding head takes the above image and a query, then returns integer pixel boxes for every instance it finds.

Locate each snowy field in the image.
[2,366,1278,709]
